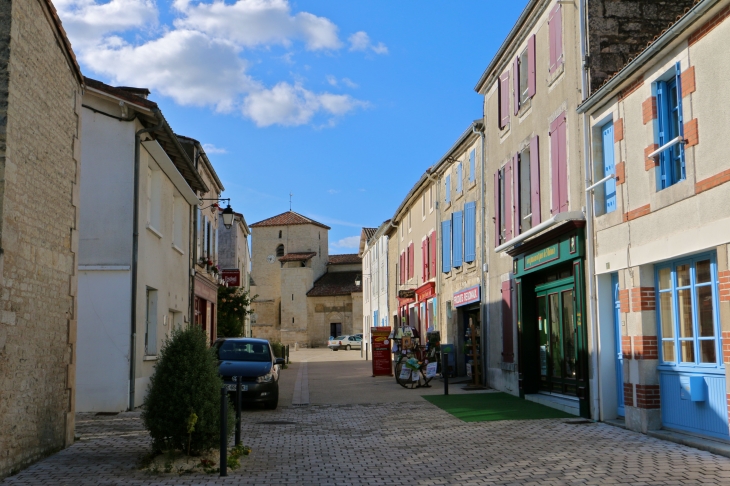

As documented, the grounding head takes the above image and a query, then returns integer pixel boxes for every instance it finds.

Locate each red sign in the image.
[371,327,393,376]
[453,285,480,307]
[221,269,241,287]
[416,282,436,302]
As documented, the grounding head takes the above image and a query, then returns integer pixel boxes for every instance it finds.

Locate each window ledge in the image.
[172,244,185,255]
[547,63,565,88]
[517,97,532,118]
[143,355,158,361]
[146,225,163,239]
[468,179,477,190]
[455,192,464,202]
[499,124,511,141]
[443,202,452,211]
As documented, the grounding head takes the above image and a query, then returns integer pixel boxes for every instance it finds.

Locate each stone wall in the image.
[0,0,82,477]
[588,0,697,92]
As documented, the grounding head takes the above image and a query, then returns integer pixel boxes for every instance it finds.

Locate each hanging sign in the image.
[524,243,560,270]
[453,285,480,308]
[221,269,241,287]
[371,327,393,376]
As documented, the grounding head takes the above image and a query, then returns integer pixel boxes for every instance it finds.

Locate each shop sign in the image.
[453,285,480,308]
[221,269,240,287]
[524,243,560,270]
[398,289,416,299]
[416,282,436,302]
[371,327,393,376]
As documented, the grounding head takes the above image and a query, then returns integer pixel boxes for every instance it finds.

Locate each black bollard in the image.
[365,342,369,361]
[442,351,449,396]
[220,386,228,477]
[235,376,242,446]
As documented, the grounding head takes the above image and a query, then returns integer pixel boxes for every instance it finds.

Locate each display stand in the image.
[464,317,485,389]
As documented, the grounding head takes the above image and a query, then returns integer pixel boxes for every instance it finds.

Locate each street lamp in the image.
[199,197,235,230]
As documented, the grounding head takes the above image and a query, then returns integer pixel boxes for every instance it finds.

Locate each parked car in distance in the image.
[328,335,362,351]
[215,338,285,410]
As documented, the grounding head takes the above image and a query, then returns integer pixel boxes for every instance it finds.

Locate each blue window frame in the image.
[656,61,685,190]
[441,220,451,273]
[656,253,722,368]
[452,211,463,268]
[601,121,616,213]
[456,163,463,194]
[445,175,451,203]
[469,149,476,182]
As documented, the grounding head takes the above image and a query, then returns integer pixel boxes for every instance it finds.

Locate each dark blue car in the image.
[214,338,285,410]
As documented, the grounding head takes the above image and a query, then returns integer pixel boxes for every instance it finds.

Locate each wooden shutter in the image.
[422,239,427,282]
[550,113,568,214]
[457,164,463,193]
[530,136,541,226]
[494,171,501,247]
[445,174,451,203]
[513,153,520,236]
[399,252,404,284]
[452,211,463,268]
[557,114,568,213]
[441,220,451,272]
[501,279,514,363]
[513,56,520,115]
[409,243,414,279]
[499,71,510,129]
[469,150,476,182]
[428,231,436,278]
[528,34,536,97]
[548,4,562,74]
[464,202,476,263]
[504,162,513,242]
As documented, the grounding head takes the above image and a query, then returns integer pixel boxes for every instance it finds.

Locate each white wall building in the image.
[359,222,391,343]
[76,78,206,412]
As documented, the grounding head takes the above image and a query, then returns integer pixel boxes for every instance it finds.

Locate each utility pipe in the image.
[129,109,165,411]
[472,121,487,386]
[585,174,616,193]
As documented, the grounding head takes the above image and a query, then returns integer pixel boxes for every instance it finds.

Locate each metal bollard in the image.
[220,386,228,477]
[235,376,242,446]
[365,342,369,361]
[442,351,449,396]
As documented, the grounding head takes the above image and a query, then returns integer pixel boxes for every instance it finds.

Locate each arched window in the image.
[276,244,285,257]
[279,230,282,238]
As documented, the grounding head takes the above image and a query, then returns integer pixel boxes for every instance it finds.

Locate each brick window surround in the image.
[614,118,624,142]
[630,287,656,312]
[623,204,650,222]
[720,271,730,302]
[615,161,626,185]
[636,384,661,409]
[633,336,658,359]
[681,66,696,97]
[696,168,730,195]
[722,331,730,364]
[624,383,634,407]
[642,97,657,124]
[622,336,632,359]
[619,289,630,313]
[684,119,699,147]
[644,144,659,170]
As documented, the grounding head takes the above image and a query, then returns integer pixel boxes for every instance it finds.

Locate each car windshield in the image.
[215,341,271,362]
[333,336,347,340]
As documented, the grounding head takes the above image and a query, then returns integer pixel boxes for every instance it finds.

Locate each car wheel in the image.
[263,399,278,410]
[346,344,351,351]
[332,348,338,351]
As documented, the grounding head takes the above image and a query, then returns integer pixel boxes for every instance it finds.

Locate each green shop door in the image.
[535,278,579,396]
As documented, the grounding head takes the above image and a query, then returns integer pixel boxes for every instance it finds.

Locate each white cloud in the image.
[327,189,339,194]
[326,75,338,87]
[331,235,360,249]
[203,143,228,154]
[174,0,341,50]
[348,31,388,54]
[242,82,366,127]
[342,78,359,89]
[326,76,358,89]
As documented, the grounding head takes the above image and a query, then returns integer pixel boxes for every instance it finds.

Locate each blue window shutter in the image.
[602,123,616,213]
[452,211,463,268]
[464,202,476,263]
[657,81,669,189]
[441,220,451,272]
[457,164,463,193]
[675,61,686,181]
[445,175,451,203]
[469,150,476,182]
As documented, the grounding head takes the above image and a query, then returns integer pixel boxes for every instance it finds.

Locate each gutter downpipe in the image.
[424,169,441,349]
[472,121,487,386]
[129,110,165,411]
[579,0,602,422]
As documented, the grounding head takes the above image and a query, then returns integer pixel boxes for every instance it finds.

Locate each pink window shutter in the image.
[430,232,437,278]
[504,161,513,242]
[528,34,536,98]
[530,136,541,226]
[513,153,520,235]
[409,243,415,280]
[550,115,561,215]
[494,171,501,247]
[422,240,427,282]
[513,57,520,115]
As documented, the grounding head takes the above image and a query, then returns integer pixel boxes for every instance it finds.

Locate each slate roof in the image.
[250,211,330,229]
[362,227,377,241]
[328,254,362,265]
[279,252,317,262]
[307,271,362,297]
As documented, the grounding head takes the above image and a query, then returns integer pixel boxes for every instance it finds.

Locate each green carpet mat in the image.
[423,392,574,422]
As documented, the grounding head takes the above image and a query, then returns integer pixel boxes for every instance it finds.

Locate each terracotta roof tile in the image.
[363,227,377,241]
[250,211,330,229]
[279,252,317,262]
[307,271,362,297]
[328,254,362,265]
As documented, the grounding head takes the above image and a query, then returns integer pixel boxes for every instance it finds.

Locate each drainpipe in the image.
[578,0,601,421]
[472,121,487,387]
[424,169,440,345]
[129,110,165,411]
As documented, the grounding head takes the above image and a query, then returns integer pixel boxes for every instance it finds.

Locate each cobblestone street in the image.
[4,350,730,485]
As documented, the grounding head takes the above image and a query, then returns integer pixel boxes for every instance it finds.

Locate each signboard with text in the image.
[221,269,241,287]
[371,326,393,376]
[453,285,480,308]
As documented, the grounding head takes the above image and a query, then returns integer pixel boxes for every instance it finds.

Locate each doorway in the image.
[535,277,578,396]
[612,273,625,416]
[330,322,342,338]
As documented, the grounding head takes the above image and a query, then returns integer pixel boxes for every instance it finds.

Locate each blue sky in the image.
[57,0,528,253]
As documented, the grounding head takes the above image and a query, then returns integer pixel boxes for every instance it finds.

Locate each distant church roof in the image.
[279,252,317,262]
[328,254,362,265]
[249,211,330,229]
[307,271,362,297]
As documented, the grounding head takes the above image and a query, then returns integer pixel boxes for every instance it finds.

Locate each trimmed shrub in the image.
[142,327,232,454]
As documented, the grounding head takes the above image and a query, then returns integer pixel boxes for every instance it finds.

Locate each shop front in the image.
[510,226,590,417]
[194,273,218,345]
[415,282,437,340]
[452,285,481,384]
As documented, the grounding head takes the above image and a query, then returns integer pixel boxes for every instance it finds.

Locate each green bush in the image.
[217,287,256,338]
[270,341,284,359]
[142,327,233,454]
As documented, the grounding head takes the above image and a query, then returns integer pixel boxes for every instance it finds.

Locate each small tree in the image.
[217,286,256,338]
[142,327,231,454]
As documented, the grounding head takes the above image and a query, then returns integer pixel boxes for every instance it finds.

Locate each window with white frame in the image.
[518,146,532,232]
[422,194,426,218]
[147,165,163,234]
[519,47,529,105]
[456,163,463,194]
[657,254,720,366]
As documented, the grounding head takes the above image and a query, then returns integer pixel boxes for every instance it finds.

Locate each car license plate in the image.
[226,384,248,391]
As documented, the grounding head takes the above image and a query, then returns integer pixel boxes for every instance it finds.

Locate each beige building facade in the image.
[218,211,252,336]
[0,0,83,477]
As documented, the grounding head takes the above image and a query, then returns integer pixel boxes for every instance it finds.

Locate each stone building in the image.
[249,211,362,346]
[218,211,252,337]
[359,223,391,345]
[0,0,83,477]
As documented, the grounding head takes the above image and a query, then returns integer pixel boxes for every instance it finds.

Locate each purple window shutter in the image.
[501,279,514,363]
[550,115,561,214]
[513,153,520,235]
[555,5,563,68]
[557,115,568,213]
[513,56,520,115]
[504,161,513,242]
[494,171,500,247]
[528,34,536,97]
[499,72,510,129]
[530,136,541,226]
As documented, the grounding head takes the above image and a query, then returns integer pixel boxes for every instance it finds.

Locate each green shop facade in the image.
[507,223,590,417]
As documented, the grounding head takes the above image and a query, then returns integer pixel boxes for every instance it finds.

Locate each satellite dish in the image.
[267,255,276,263]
